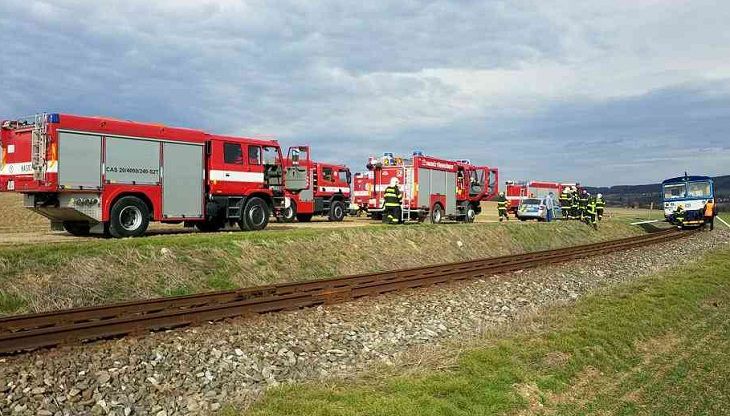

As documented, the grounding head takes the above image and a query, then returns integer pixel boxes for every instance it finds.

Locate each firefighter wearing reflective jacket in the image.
[559,188,571,219]
[578,190,590,220]
[570,188,580,219]
[595,193,606,221]
[497,192,509,222]
[383,177,402,224]
[673,205,685,229]
[585,196,598,229]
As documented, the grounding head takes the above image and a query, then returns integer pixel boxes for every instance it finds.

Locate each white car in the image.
[517,197,561,221]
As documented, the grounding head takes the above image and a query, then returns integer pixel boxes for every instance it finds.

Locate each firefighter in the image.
[578,189,590,220]
[673,205,685,229]
[595,193,606,221]
[585,195,598,229]
[383,177,402,225]
[570,188,580,220]
[559,188,571,219]
[497,192,509,222]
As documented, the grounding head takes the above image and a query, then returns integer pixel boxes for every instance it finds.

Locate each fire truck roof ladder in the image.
[31,113,48,181]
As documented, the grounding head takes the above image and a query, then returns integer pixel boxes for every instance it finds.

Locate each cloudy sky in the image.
[1,0,729,186]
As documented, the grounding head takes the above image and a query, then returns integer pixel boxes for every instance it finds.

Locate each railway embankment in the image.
[0,220,646,316]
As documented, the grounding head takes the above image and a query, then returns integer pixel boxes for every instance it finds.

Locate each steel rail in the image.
[0,228,689,354]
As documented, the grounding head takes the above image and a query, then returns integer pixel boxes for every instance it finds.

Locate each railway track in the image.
[0,228,691,354]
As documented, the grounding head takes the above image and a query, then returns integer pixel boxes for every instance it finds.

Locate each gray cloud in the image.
[1,0,729,187]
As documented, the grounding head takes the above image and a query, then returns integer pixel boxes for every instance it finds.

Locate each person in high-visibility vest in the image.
[595,193,606,221]
[559,189,571,219]
[703,200,717,231]
[578,190,590,220]
[673,205,685,229]
[383,177,402,225]
[585,196,598,229]
[570,187,580,220]
[497,192,509,222]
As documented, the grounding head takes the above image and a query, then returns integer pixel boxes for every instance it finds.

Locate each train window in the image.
[248,146,262,165]
[687,181,711,198]
[224,143,243,164]
[663,184,685,199]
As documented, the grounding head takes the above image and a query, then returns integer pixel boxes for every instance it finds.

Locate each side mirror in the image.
[291,149,300,165]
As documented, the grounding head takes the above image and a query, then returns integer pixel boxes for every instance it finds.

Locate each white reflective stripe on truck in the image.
[209,170,264,183]
[1,161,58,175]
[319,186,350,193]
[0,162,33,175]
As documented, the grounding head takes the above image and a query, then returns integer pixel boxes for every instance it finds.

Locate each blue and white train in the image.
[662,174,714,227]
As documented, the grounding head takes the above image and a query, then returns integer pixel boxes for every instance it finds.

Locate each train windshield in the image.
[663,183,685,200]
[687,181,712,198]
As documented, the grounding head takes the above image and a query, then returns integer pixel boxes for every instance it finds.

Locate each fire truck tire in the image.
[63,221,90,236]
[281,203,297,223]
[239,197,269,231]
[328,201,346,222]
[296,214,313,222]
[108,196,150,238]
[430,204,444,224]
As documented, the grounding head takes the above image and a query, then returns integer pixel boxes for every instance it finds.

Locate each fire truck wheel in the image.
[63,221,90,236]
[296,214,313,222]
[109,196,150,238]
[430,204,443,224]
[239,197,269,231]
[281,203,297,223]
[328,201,346,222]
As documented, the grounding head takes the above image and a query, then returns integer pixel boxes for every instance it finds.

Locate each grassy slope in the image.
[0,193,47,233]
[245,245,730,416]
[0,218,643,315]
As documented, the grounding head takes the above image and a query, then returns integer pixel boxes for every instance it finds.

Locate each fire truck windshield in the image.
[262,146,280,165]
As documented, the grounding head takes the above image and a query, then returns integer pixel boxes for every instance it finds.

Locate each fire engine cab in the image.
[0,113,306,237]
[365,152,498,223]
[279,145,351,222]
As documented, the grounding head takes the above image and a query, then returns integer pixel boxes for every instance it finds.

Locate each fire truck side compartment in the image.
[162,142,204,219]
[105,136,161,185]
[417,168,456,215]
[445,171,456,215]
[58,132,102,189]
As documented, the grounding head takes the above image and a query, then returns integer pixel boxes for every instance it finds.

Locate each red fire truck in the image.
[350,172,372,216]
[279,145,351,222]
[364,152,498,223]
[505,180,581,215]
[0,113,306,237]
[505,180,528,215]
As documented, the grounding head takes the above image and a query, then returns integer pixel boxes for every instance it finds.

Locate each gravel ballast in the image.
[2,230,729,415]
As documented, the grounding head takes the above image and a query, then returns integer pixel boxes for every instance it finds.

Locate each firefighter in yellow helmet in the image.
[383,177,403,224]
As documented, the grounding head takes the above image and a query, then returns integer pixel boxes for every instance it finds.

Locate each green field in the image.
[243,244,730,416]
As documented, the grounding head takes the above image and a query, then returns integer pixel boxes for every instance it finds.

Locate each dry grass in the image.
[0,193,48,233]
[0,220,643,315]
